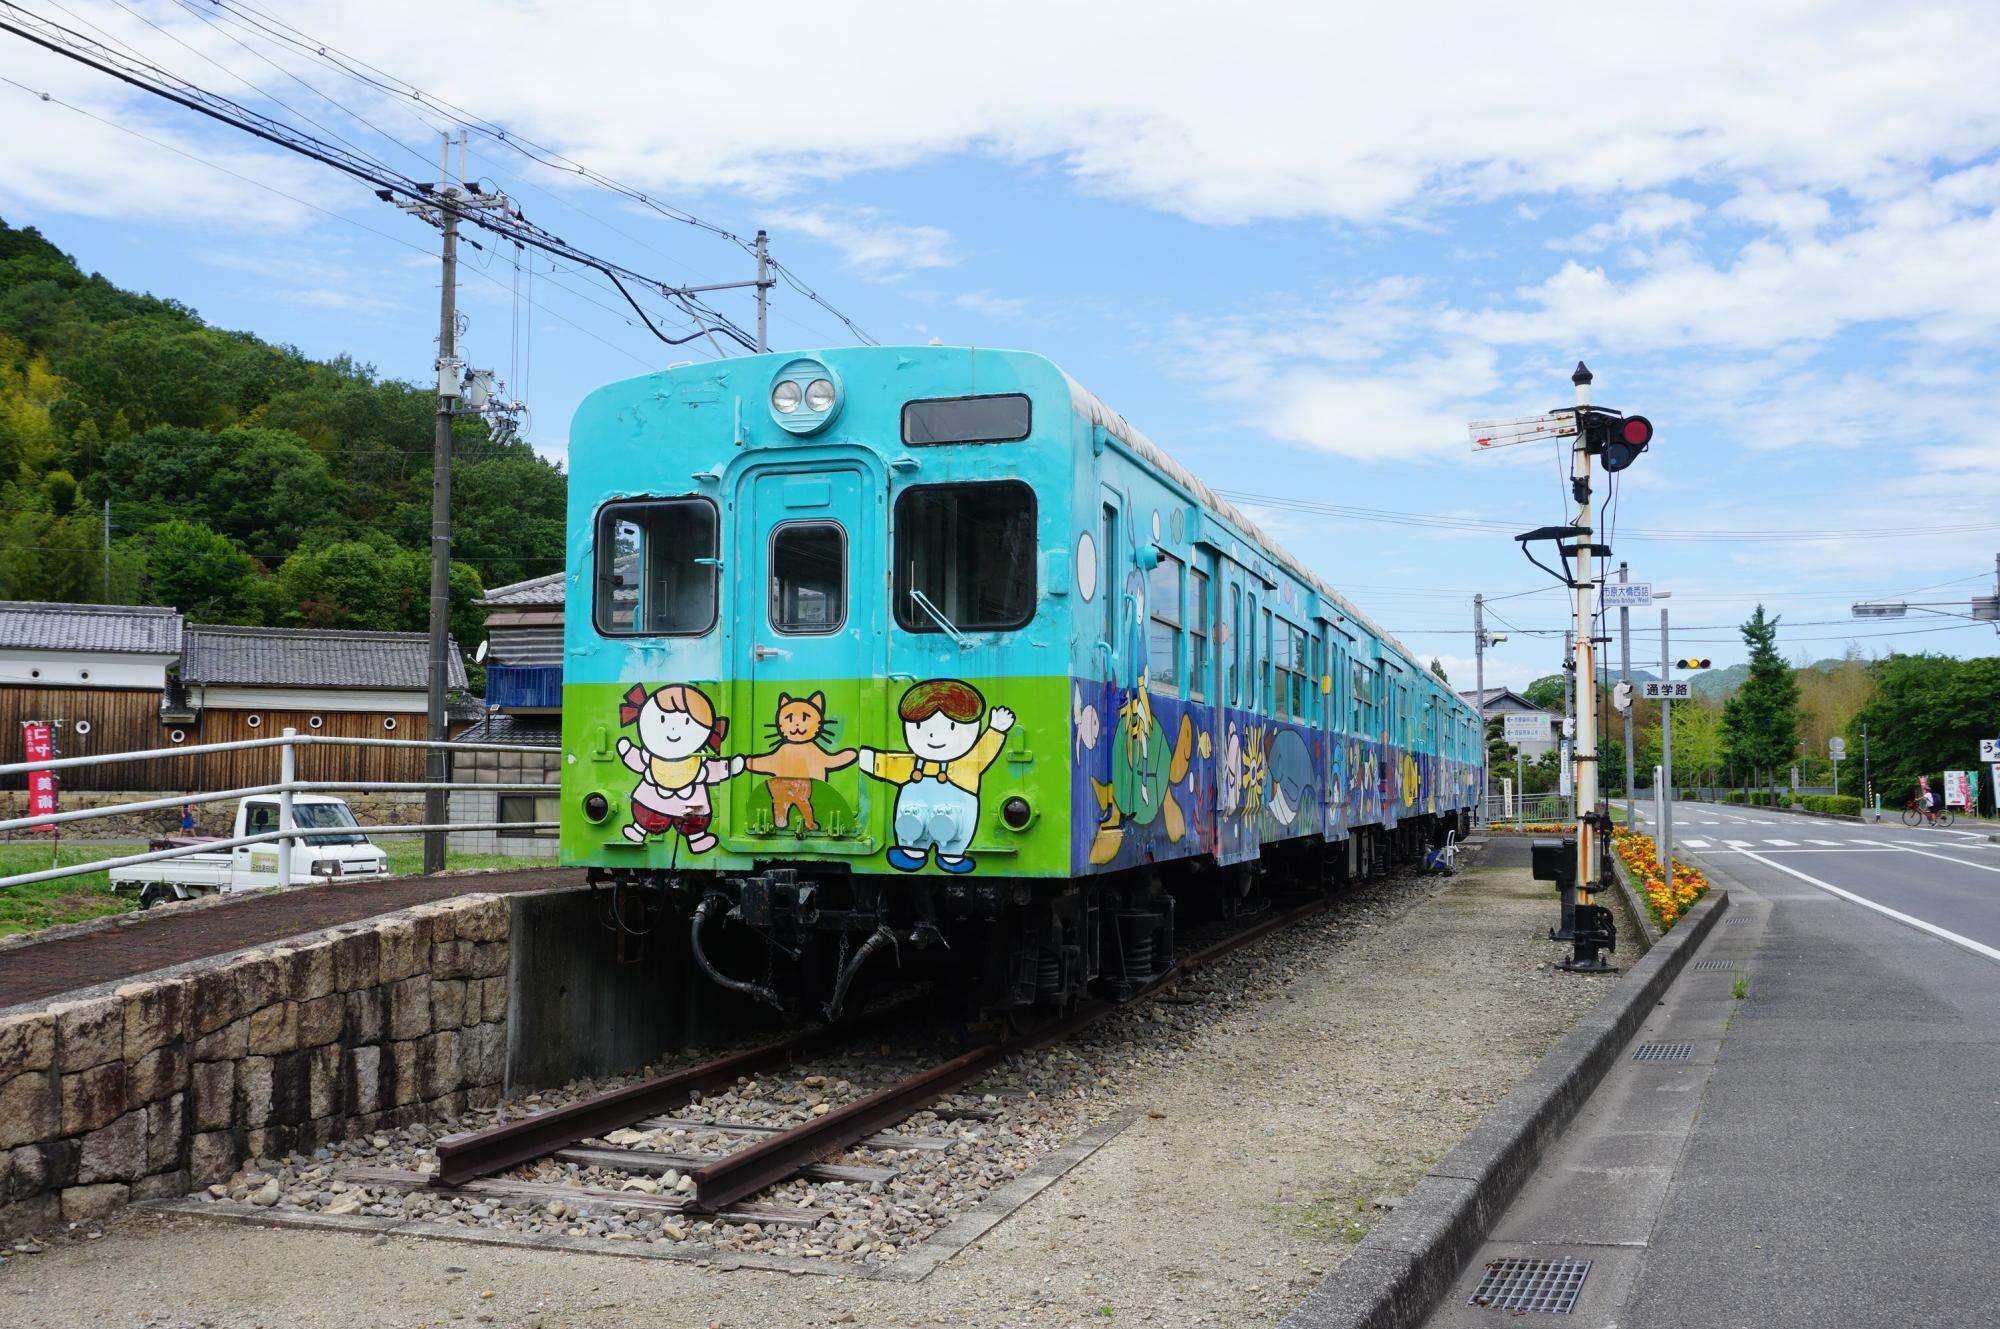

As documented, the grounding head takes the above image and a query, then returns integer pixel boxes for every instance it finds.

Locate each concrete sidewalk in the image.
[1422,851,2000,1328]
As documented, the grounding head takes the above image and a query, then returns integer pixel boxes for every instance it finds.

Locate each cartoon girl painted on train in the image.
[615,683,744,854]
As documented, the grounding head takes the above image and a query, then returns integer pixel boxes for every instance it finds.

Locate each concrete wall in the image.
[450,789,560,859]
[505,886,778,1088]
[0,894,510,1238]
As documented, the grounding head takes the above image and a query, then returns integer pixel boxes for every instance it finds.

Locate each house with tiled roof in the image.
[2,600,475,792]
[451,574,563,855]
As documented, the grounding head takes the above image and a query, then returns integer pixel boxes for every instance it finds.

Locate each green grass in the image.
[378,842,553,876]
[0,842,140,937]
[0,840,550,939]
[1733,977,1748,1000]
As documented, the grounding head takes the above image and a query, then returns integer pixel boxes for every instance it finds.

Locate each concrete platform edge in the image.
[1279,888,1730,1329]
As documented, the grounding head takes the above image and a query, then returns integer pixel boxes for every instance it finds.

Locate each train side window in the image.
[1247,594,1259,712]
[768,520,846,634]
[894,481,1037,633]
[1262,608,1275,716]
[593,497,718,637]
[1101,503,1119,649]
[1228,582,1242,705]
[1273,618,1297,719]
[1148,551,1183,695]
[1188,568,1210,702]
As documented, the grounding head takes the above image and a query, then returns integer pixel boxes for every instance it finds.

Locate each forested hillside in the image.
[0,219,566,646]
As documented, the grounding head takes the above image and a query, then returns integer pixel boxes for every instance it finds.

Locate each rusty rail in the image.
[687,889,1342,1213]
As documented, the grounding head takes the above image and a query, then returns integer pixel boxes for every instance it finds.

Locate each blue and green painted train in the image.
[560,346,1482,1017]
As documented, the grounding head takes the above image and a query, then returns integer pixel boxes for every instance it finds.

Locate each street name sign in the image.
[1503,714,1552,743]
[1603,582,1653,609]
[1640,681,1692,700]
[1980,738,2000,763]
[1468,410,1579,452]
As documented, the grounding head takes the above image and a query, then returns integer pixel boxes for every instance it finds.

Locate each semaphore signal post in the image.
[1469,362,1655,972]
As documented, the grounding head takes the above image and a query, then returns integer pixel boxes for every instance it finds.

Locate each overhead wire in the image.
[0,2,761,352]
[198,0,876,345]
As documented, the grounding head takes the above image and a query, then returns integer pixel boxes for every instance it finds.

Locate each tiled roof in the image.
[182,624,468,691]
[477,573,566,608]
[0,601,184,655]
[453,711,561,747]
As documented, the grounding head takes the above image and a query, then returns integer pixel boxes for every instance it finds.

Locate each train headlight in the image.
[583,792,610,823]
[769,358,842,435]
[1001,796,1033,830]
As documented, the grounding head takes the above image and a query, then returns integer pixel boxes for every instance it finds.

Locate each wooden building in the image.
[2,601,471,793]
[0,601,187,791]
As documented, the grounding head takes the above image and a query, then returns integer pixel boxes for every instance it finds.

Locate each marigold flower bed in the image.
[1612,826,1709,930]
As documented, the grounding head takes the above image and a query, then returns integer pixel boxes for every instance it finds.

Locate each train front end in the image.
[560,347,1078,1017]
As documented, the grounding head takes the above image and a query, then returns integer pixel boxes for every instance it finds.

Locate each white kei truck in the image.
[108,794,392,908]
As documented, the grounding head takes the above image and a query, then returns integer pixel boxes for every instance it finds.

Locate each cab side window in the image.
[593,498,719,637]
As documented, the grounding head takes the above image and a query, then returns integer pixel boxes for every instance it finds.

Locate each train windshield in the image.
[593,498,718,636]
[893,481,1036,633]
[902,393,1032,446]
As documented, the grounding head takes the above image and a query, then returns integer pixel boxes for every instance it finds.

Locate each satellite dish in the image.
[473,640,489,663]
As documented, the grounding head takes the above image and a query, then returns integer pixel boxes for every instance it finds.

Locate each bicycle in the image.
[1902,799,1955,828]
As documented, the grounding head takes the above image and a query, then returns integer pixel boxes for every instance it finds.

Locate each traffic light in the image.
[1675,658,1711,669]
[1582,409,1653,472]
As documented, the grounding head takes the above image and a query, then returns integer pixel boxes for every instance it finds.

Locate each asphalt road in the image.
[1636,798,2000,954]
[1423,800,2000,1329]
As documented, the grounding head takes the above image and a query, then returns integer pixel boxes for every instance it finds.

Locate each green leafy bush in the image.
[1800,795,1861,816]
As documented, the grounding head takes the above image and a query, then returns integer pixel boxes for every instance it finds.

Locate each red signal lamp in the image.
[1600,414,1652,472]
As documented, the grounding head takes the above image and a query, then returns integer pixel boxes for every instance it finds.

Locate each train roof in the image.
[1060,372,1428,677]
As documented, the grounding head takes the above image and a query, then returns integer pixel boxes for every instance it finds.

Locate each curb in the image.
[1607,847,1663,951]
[1280,888,1730,1329]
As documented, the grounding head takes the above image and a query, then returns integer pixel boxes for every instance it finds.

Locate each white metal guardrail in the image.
[0,727,557,893]
[1483,792,1576,826]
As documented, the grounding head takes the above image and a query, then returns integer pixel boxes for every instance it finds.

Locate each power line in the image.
[1219,488,2000,543]
[0,2,761,352]
[197,0,877,345]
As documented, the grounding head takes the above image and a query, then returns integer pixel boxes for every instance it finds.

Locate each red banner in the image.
[22,721,57,830]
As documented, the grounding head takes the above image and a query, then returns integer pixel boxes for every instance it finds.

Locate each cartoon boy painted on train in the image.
[860,678,1015,873]
[615,683,744,854]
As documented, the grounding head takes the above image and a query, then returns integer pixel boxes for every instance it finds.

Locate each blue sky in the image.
[5,1,2000,690]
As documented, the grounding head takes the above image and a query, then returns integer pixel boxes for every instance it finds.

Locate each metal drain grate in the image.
[1632,1041,1695,1061]
[1690,959,1735,971]
[1469,1257,1592,1313]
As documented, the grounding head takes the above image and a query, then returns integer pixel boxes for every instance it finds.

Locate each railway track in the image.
[420,888,1345,1220]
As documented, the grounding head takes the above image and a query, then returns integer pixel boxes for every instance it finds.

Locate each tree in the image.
[1429,657,1449,682]
[145,519,256,619]
[1671,699,1725,791]
[1522,673,1565,712]
[1848,654,2000,804]
[1721,605,1800,777]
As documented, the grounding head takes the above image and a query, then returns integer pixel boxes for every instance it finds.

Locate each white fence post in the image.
[278,726,297,887]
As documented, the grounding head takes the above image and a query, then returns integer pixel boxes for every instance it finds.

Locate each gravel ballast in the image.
[0,846,1610,1327]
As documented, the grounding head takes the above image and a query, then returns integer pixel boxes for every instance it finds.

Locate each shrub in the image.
[1724,791,1745,805]
[1800,795,1861,817]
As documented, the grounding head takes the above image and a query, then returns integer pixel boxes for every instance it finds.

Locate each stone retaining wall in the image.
[0,893,509,1238]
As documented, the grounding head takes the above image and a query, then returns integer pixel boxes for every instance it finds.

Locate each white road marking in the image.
[1682,839,1711,849]
[1729,847,2000,965]
[1725,839,1756,848]
[1807,839,1843,846]
[1867,841,2000,876]
[1765,839,1799,847]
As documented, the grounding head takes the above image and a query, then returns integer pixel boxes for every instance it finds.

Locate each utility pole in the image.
[101,498,110,600]
[754,230,770,354]
[1619,562,1635,828]
[1473,593,1485,812]
[1862,721,1872,820]
[397,133,509,875]
[1659,607,1674,878]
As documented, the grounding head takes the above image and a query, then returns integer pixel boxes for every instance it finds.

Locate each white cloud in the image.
[764,206,954,280]
[953,289,1025,318]
[1555,193,1705,252]
[18,2,2000,231]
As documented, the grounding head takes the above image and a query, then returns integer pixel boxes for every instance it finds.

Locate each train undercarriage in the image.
[588,811,1472,1021]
